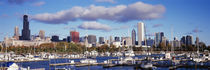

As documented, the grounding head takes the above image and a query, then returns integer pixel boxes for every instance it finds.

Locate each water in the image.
[0,55,209,70]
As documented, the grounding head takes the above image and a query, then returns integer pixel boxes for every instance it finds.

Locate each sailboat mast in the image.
[171,26,174,53]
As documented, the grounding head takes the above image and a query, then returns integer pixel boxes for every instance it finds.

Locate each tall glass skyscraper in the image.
[186,35,193,46]
[155,32,164,47]
[21,15,30,40]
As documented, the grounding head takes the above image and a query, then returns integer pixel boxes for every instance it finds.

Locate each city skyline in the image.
[0,0,210,45]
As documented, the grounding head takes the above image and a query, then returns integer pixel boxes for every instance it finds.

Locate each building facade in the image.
[13,26,20,40]
[186,35,193,46]
[88,35,97,44]
[20,15,31,40]
[39,30,45,40]
[70,31,79,43]
[99,37,105,44]
[137,22,144,46]
[132,29,136,46]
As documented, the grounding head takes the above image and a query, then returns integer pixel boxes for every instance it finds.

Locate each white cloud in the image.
[95,0,116,3]
[32,1,45,7]
[78,21,112,31]
[32,1,165,24]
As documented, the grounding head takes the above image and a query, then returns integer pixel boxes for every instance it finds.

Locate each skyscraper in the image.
[186,35,193,46]
[147,37,154,47]
[132,29,136,46]
[88,35,97,44]
[180,36,186,45]
[70,31,79,43]
[99,37,105,44]
[21,15,31,40]
[195,37,199,47]
[137,22,144,46]
[13,26,20,40]
[155,32,164,47]
[39,30,45,40]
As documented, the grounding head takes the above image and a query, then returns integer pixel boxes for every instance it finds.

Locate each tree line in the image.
[0,42,210,54]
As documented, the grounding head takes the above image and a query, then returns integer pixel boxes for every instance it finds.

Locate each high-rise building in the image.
[137,22,144,46]
[172,37,181,47]
[51,35,59,42]
[13,26,20,40]
[195,37,199,47]
[99,37,105,44]
[146,37,154,47]
[88,35,97,44]
[132,29,136,46]
[70,31,79,43]
[39,30,45,40]
[186,35,193,46]
[161,36,167,47]
[20,15,31,40]
[180,36,186,45]
[155,32,164,47]
[114,37,120,42]
[124,37,132,46]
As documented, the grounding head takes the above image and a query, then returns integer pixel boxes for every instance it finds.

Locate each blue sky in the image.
[0,0,210,45]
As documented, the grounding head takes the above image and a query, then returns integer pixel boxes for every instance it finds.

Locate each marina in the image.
[0,51,210,70]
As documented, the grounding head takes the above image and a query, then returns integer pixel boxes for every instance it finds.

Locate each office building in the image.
[155,32,164,47]
[195,37,199,47]
[146,38,154,47]
[124,37,132,46]
[20,15,31,40]
[99,37,105,44]
[132,29,136,46]
[186,35,193,46]
[180,36,186,45]
[39,30,45,40]
[88,35,97,44]
[70,31,79,43]
[13,26,20,40]
[137,22,144,46]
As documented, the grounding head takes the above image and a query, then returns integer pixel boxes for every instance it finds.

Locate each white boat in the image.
[165,52,171,59]
[80,59,97,64]
[125,50,135,57]
[140,62,156,69]
[69,60,75,64]
[7,63,27,70]
[193,58,203,62]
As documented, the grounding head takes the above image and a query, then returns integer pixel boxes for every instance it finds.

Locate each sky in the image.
[0,0,210,45]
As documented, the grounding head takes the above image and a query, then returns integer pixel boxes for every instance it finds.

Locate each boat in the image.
[80,59,97,64]
[140,62,156,70]
[124,50,135,57]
